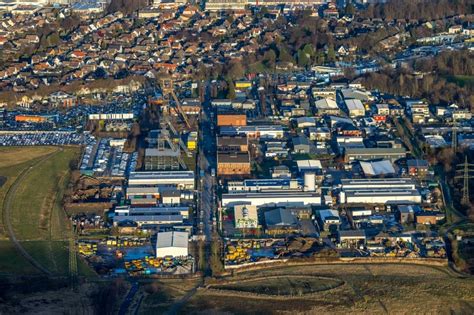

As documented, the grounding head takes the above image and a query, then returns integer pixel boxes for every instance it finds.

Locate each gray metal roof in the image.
[345,147,407,154]
[264,208,297,227]
[156,231,188,249]
[114,214,183,224]
[339,229,366,239]
[129,171,194,180]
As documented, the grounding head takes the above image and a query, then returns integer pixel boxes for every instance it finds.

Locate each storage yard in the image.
[224,237,330,266]
[77,236,194,276]
[80,137,135,178]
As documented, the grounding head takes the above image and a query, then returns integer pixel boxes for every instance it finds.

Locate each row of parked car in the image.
[0,131,93,146]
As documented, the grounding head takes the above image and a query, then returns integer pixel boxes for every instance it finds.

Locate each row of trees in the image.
[193,11,341,81]
[361,50,474,107]
[107,0,147,15]
[360,0,472,21]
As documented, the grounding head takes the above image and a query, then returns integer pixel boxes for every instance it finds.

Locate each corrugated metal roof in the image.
[156,231,188,249]
[360,160,396,176]
[264,208,297,227]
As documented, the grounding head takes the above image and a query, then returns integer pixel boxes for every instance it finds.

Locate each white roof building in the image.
[297,160,322,172]
[155,231,189,258]
[222,192,321,207]
[296,117,316,128]
[314,98,339,112]
[345,99,365,117]
[359,160,396,176]
[318,209,340,224]
[219,125,284,139]
[128,171,195,189]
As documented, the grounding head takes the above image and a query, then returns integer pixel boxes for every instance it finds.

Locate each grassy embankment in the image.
[0,146,94,276]
[179,264,474,314]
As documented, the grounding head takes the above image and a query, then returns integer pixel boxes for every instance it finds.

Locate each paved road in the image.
[436,167,474,278]
[2,149,61,276]
[197,81,217,241]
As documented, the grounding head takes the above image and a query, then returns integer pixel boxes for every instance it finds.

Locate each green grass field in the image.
[0,240,39,275]
[0,147,57,238]
[0,146,96,277]
[9,147,77,241]
[0,147,56,168]
[21,241,70,275]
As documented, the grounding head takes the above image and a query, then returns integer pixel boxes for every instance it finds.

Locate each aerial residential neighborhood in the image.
[0,0,473,313]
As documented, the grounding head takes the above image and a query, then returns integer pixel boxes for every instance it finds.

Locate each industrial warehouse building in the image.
[359,160,396,177]
[345,99,365,117]
[128,171,195,189]
[340,189,422,204]
[314,98,340,115]
[217,152,251,176]
[317,209,341,231]
[227,178,303,193]
[341,178,416,190]
[217,113,247,127]
[114,214,183,227]
[219,125,284,139]
[264,208,300,234]
[205,0,247,11]
[113,206,188,226]
[126,186,160,199]
[126,187,194,206]
[339,178,421,204]
[155,231,189,258]
[345,147,407,163]
[222,192,321,207]
[217,136,249,152]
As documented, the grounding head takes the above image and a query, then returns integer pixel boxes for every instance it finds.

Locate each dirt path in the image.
[164,278,204,315]
[2,149,61,276]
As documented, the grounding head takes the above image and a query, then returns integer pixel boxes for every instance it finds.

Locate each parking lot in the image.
[0,131,94,146]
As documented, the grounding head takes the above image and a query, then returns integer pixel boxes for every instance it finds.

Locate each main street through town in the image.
[197,81,217,242]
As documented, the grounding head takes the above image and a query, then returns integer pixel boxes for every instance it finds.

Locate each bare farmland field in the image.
[181,264,474,314]
[138,278,201,315]
[0,147,56,168]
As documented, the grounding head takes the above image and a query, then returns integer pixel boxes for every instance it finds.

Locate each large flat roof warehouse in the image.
[228,178,303,193]
[340,189,422,204]
[341,89,373,101]
[156,231,189,258]
[244,178,302,187]
[341,178,416,189]
[345,99,365,111]
[113,214,184,226]
[297,160,322,171]
[346,147,407,154]
[359,160,396,176]
[318,209,340,222]
[115,206,190,218]
[217,152,250,163]
[315,98,338,110]
[128,171,195,188]
[222,192,321,207]
[219,125,285,138]
[339,229,366,240]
